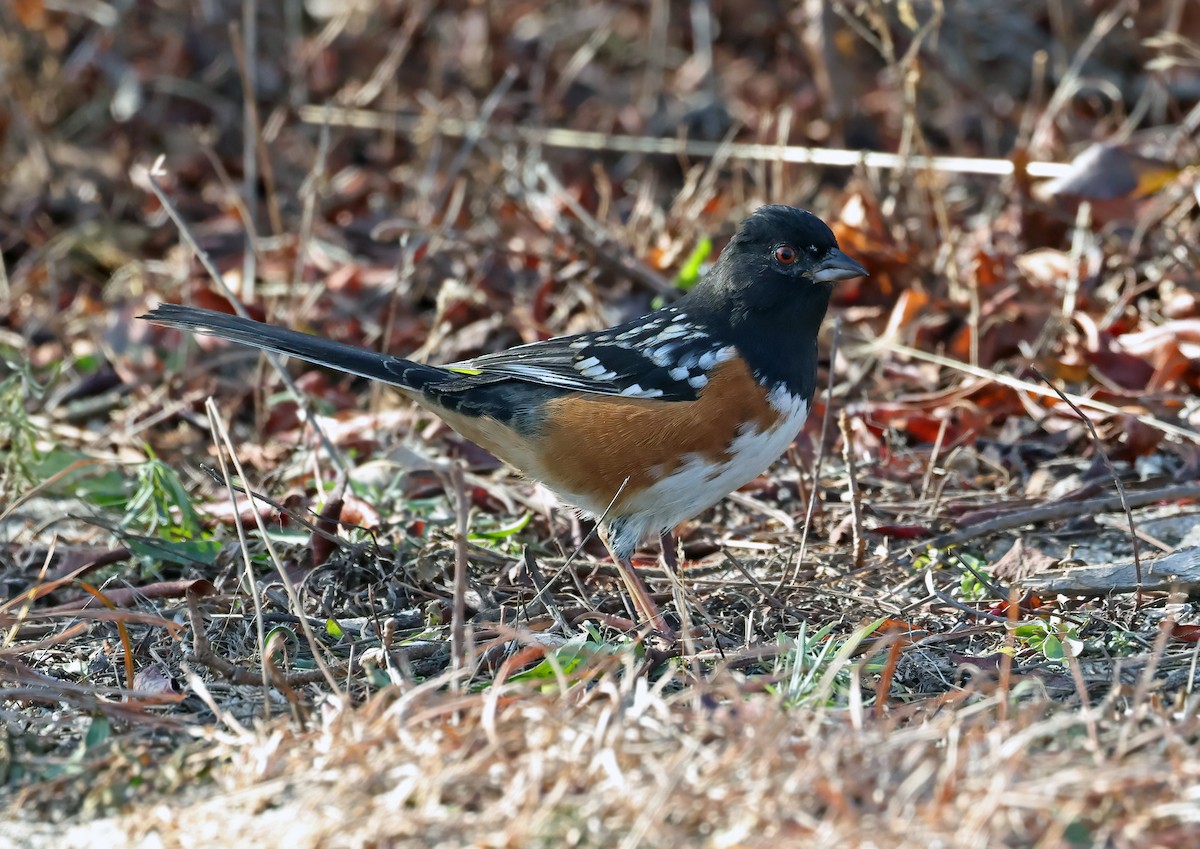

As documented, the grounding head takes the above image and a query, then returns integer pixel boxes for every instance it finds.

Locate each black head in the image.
[681,205,868,396]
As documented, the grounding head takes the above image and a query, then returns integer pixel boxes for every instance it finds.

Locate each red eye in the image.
[774,245,798,265]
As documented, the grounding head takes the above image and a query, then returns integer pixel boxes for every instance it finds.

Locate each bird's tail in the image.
[140,304,449,391]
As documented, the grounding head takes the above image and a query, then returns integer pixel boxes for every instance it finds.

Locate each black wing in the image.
[448,306,732,402]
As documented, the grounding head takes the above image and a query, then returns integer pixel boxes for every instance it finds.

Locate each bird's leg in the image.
[659,529,681,574]
[614,555,675,641]
[598,521,675,640]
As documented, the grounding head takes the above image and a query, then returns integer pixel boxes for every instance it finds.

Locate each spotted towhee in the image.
[141,205,867,636]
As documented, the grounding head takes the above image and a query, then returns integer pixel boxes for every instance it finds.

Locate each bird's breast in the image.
[533,357,809,521]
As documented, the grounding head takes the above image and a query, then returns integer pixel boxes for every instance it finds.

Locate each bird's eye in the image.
[774,245,798,265]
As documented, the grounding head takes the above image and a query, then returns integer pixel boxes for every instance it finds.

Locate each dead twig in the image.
[521,547,571,634]
[839,411,867,570]
[1031,365,1142,605]
[920,483,1200,550]
[781,317,841,591]
[299,105,1077,179]
[1019,546,1200,596]
[451,462,470,672]
[185,590,334,688]
[873,341,1200,445]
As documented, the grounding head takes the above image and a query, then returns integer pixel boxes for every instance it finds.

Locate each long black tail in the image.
[140,304,449,391]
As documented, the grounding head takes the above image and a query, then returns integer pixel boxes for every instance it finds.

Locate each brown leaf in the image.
[1161,621,1200,643]
[991,539,1060,582]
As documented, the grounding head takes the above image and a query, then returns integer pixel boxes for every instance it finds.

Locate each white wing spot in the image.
[688,374,708,389]
[618,383,664,399]
[646,345,678,367]
[579,364,617,380]
[576,356,601,370]
[668,366,689,381]
[655,323,694,342]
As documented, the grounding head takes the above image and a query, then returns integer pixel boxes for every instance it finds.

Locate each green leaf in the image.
[264,626,299,663]
[1040,634,1065,660]
[126,536,223,566]
[1011,623,1045,638]
[469,512,532,542]
[505,639,620,689]
[326,618,344,639]
[674,236,713,290]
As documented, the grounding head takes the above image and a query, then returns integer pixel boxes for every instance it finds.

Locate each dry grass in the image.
[8,664,1200,848]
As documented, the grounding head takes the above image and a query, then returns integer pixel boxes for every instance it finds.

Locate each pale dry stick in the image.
[839,411,867,571]
[549,20,612,105]
[297,105,1076,179]
[639,0,668,120]
[923,482,1200,551]
[451,462,469,673]
[680,125,742,226]
[374,68,519,377]
[205,398,344,697]
[533,162,676,298]
[196,464,347,547]
[229,18,282,239]
[192,146,262,266]
[918,416,950,515]
[289,111,332,323]
[1166,92,1200,154]
[0,458,101,527]
[141,159,349,476]
[670,575,698,662]
[425,66,518,231]
[1063,649,1103,764]
[1116,621,1173,760]
[721,548,780,607]
[178,620,253,738]
[923,570,1011,625]
[1020,547,1200,596]
[772,105,793,201]
[525,477,631,628]
[1030,365,1143,603]
[520,548,571,634]
[999,589,1016,724]
[373,234,419,413]
[965,250,980,368]
[183,591,334,690]
[872,0,961,298]
[206,401,271,704]
[1062,201,1091,320]
[1129,166,1198,260]
[1013,49,1050,156]
[0,536,56,649]
[872,339,1200,445]
[350,4,424,107]
[1187,624,1200,699]
[0,247,9,300]
[779,317,842,592]
[1030,0,1135,152]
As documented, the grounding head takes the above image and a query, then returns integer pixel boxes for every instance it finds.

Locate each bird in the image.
[140,205,867,637]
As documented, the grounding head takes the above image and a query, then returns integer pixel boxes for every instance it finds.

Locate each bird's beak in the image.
[812,248,869,283]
